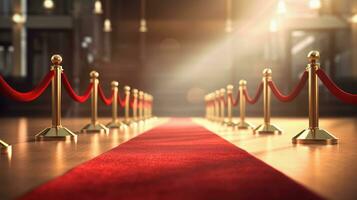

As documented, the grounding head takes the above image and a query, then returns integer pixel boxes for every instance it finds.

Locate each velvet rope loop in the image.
[117,92,127,108]
[230,92,240,107]
[316,69,357,104]
[243,82,263,104]
[0,71,54,102]
[98,84,114,105]
[268,71,308,102]
[61,72,93,103]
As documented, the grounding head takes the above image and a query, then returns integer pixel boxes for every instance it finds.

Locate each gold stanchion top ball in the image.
[124,86,130,91]
[227,84,234,91]
[51,55,62,65]
[133,89,138,94]
[139,91,144,96]
[263,68,272,77]
[239,80,247,86]
[111,81,119,87]
[90,71,99,78]
[220,88,225,95]
[308,51,320,63]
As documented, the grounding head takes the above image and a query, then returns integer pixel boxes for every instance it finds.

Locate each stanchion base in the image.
[121,120,132,126]
[81,123,109,134]
[223,120,237,127]
[0,139,12,154]
[292,128,338,145]
[237,121,254,130]
[254,123,282,134]
[106,121,125,129]
[35,126,77,141]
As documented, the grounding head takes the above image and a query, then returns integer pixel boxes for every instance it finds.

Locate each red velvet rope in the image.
[98,84,114,105]
[316,69,357,104]
[221,96,228,106]
[268,71,308,102]
[0,71,54,102]
[117,92,127,108]
[61,73,93,103]
[243,82,263,104]
[230,92,240,107]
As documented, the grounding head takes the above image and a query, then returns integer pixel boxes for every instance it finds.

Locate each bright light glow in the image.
[43,0,54,10]
[309,0,321,10]
[225,19,232,33]
[94,0,103,14]
[292,36,315,55]
[351,14,357,24]
[103,19,112,32]
[269,19,278,33]
[12,13,26,24]
[277,0,287,15]
[139,19,148,33]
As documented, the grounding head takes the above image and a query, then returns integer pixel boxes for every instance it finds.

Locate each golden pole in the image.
[214,90,220,122]
[254,68,282,134]
[139,91,144,122]
[237,80,253,129]
[292,51,338,144]
[107,81,123,128]
[81,71,109,133]
[36,55,77,141]
[220,88,226,124]
[149,94,153,118]
[122,86,131,125]
[224,85,236,126]
[132,89,138,122]
[144,93,149,119]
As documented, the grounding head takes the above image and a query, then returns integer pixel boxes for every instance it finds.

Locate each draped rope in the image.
[0,71,54,102]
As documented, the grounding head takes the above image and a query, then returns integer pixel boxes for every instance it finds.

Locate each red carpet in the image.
[21,119,323,200]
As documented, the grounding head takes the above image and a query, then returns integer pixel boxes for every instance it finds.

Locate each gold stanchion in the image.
[36,55,77,141]
[122,86,131,125]
[148,94,153,119]
[254,68,282,134]
[237,80,254,129]
[138,91,144,122]
[106,81,123,128]
[132,89,139,122]
[0,139,11,154]
[214,90,220,122]
[81,71,109,133]
[144,93,149,120]
[224,85,236,126]
[219,88,226,124]
[292,51,338,144]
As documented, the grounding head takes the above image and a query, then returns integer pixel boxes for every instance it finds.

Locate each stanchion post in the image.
[292,51,338,144]
[132,89,139,122]
[81,71,109,133]
[139,91,144,122]
[237,80,254,129]
[224,85,236,126]
[219,88,226,124]
[253,68,282,134]
[214,90,220,122]
[107,81,123,129]
[122,86,131,125]
[144,93,149,120]
[36,55,77,141]
[148,94,153,118]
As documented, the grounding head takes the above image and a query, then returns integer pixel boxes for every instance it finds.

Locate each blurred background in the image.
[0,0,356,117]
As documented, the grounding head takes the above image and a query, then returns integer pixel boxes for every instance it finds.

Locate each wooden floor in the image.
[0,117,356,200]
[195,117,357,200]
